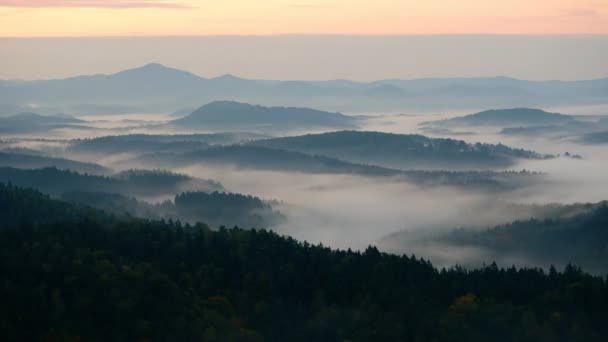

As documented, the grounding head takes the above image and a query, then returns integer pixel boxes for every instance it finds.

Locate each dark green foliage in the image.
[61,191,163,219]
[1,183,607,341]
[114,169,224,194]
[62,190,285,229]
[0,183,109,226]
[174,191,285,228]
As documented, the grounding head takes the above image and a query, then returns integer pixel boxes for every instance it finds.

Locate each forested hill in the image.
[423,108,575,127]
[0,112,87,134]
[171,101,357,130]
[437,202,608,274]
[134,145,542,191]
[248,130,552,169]
[69,132,268,155]
[0,167,223,198]
[61,190,285,229]
[0,151,110,175]
[1,182,607,341]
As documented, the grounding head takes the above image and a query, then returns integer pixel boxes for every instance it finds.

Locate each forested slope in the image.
[1,183,607,341]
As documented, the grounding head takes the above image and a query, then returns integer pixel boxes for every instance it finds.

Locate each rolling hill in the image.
[423,108,576,127]
[1,183,607,341]
[0,151,110,174]
[0,167,223,198]
[69,132,269,156]
[382,201,608,273]
[133,145,542,191]
[170,101,358,131]
[579,130,608,144]
[247,130,553,170]
[0,112,89,134]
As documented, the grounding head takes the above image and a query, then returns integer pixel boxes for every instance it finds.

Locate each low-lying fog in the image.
[5,106,608,268]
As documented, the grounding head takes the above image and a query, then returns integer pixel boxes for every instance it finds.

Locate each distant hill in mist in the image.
[383,202,608,274]
[0,152,109,175]
[170,101,357,131]
[0,167,279,228]
[248,130,552,170]
[0,112,89,134]
[423,108,576,128]
[0,167,223,198]
[579,131,608,145]
[69,132,269,156]
[131,145,542,191]
[61,190,285,229]
[2,64,608,114]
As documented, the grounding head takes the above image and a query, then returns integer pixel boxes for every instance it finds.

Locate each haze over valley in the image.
[2,26,608,340]
[2,63,607,269]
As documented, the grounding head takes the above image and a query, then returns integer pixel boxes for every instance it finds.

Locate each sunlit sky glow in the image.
[0,0,607,37]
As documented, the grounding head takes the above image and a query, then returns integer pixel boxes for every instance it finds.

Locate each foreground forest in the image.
[1,183,607,341]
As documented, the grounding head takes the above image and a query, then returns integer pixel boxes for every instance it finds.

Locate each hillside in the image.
[0,167,223,198]
[133,145,543,191]
[1,183,607,341]
[0,151,109,175]
[579,130,608,144]
[248,130,552,170]
[171,101,357,131]
[424,108,576,127]
[69,132,268,156]
[0,112,91,134]
[136,145,398,176]
[383,202,608,273]
[61,190,284,228]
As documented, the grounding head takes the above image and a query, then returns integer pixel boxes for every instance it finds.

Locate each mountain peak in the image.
[111,63,204,82]
[215,73,240,80]
[141,62,167,69]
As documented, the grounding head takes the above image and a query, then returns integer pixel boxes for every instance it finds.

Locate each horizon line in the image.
[3,62,607,83]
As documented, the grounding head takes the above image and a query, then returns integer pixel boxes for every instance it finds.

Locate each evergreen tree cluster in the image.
[1,183,607,341]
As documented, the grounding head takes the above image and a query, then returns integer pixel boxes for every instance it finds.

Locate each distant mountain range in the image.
[2,63,607,114]
[170,101,357,131]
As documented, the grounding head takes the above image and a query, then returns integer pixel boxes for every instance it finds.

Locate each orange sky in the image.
[0,0,607,37]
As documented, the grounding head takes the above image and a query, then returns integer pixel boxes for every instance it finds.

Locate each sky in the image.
[0,0,607,37]
[1,35,607,80]
[0,1,607,80]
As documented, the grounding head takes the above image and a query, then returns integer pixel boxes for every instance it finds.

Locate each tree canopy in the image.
[1,182,607,341]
